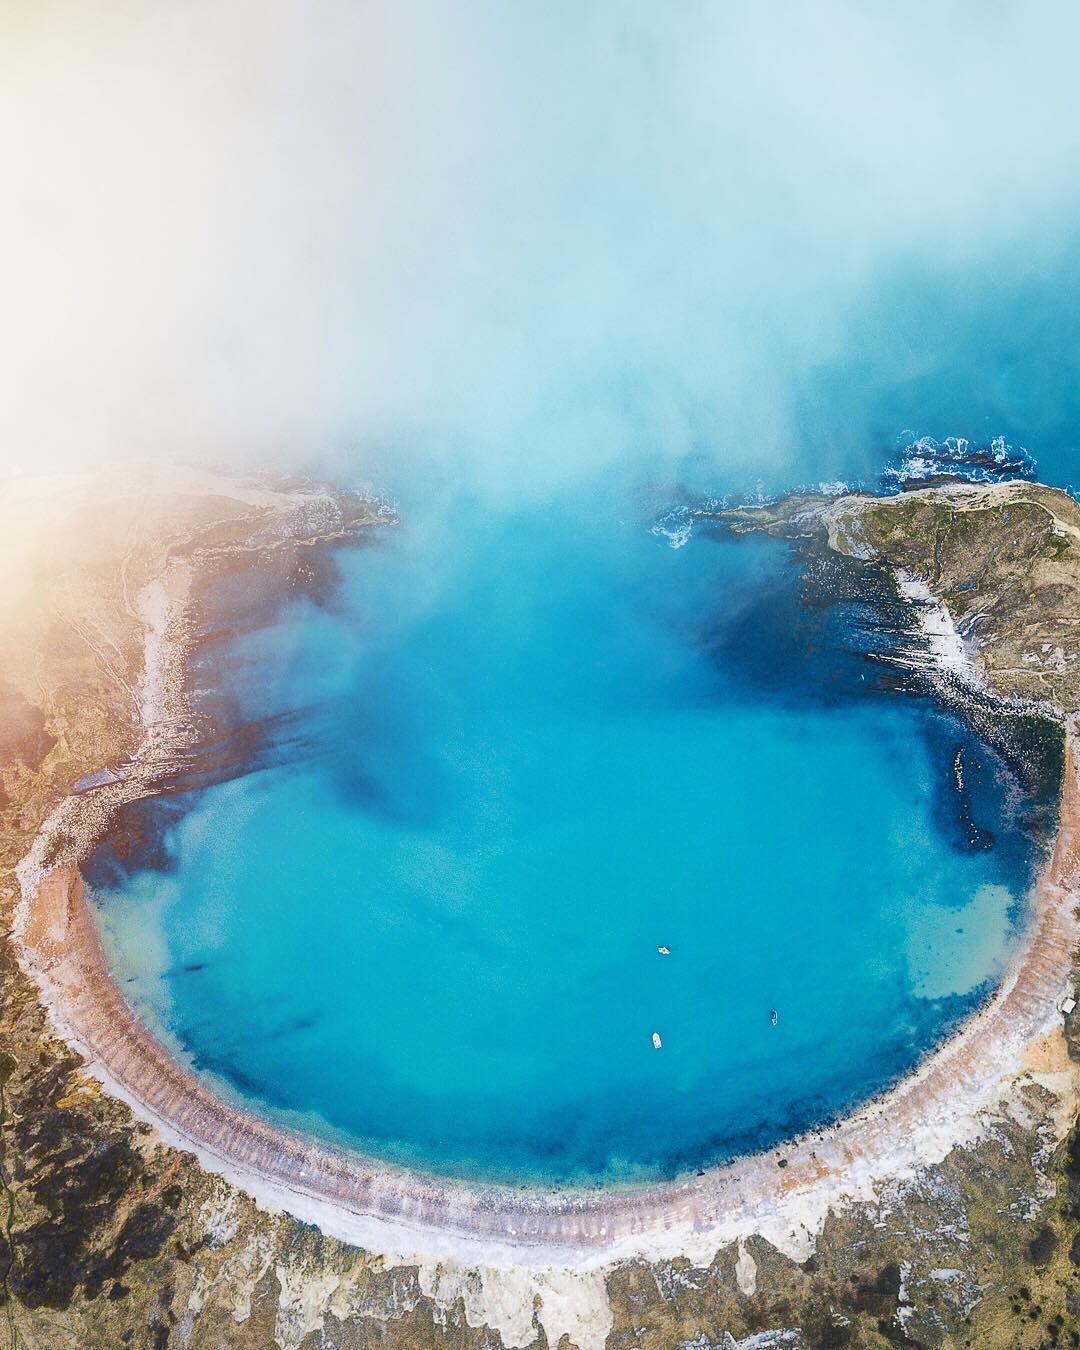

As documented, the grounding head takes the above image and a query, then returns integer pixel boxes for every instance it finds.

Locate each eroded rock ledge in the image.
[720,479,1080,715]
[4,468,1080,1350]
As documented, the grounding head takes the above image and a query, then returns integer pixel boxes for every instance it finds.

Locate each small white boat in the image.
[657,945,671,955]
[770,1009,779,1026]
[652,1031,663,1049]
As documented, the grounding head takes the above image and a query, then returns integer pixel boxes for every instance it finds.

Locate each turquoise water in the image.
[42,0,1080,1186]
[10,0,1080,1187]
[88,488,1051,1183]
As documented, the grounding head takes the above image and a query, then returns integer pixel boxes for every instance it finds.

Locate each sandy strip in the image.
[13,549,1080,1272]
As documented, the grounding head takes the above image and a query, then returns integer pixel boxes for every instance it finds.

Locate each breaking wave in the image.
[884,435,1036,487]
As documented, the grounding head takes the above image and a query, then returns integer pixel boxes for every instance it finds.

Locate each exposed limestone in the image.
[719,479,1080,712]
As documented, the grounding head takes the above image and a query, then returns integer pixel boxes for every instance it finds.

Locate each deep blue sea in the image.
[86,465,1059,1184]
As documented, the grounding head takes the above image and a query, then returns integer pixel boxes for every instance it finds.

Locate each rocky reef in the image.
[3,469,1080,1349]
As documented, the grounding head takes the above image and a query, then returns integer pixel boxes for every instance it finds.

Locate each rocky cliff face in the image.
[721,480,1080,714]
[4,470,1080,1350]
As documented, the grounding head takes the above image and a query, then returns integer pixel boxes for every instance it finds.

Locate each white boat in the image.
[652,1031,663,1049]
[657,945,671,955]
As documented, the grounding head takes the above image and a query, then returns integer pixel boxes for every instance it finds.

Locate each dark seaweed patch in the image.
[699,530,1063,872]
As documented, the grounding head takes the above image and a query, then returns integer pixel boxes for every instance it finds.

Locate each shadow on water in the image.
[695,527,1062,865]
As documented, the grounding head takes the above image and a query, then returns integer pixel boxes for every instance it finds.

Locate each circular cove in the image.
[85,492,1048,1187]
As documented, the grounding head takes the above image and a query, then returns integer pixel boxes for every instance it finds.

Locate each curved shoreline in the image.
[13,525,1080,1270]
